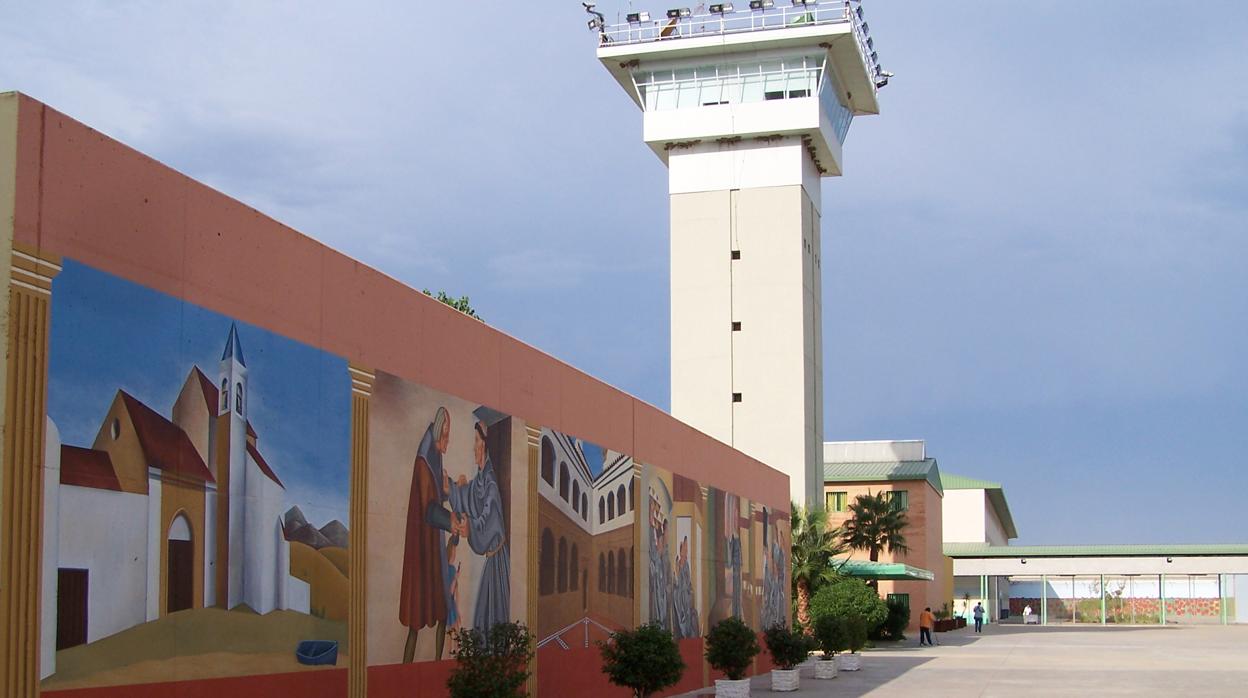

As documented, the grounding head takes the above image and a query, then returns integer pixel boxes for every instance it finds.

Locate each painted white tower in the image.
[591,2,887,506]
[219,322,250,609]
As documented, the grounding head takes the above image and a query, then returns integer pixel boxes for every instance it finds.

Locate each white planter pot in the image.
[715,677,751,697]
[770,668,800,692]
[814,659,838,679]
[836,652,862,671]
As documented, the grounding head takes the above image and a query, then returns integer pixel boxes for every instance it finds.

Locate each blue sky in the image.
[5,2,1246,544]
[48,260,351,527]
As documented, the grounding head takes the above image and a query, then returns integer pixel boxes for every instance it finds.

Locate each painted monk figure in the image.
[448,419,510,634]
[399,406,467,662]
[672,535,700,639]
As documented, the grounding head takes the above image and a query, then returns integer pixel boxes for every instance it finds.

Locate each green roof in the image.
[945,543,1248,558]
[939,472,1019,540]
[835,559,935,581]
[823,459,943,496]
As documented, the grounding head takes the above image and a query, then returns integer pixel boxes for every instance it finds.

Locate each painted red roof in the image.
[192,366,219,414]
[60,446,121,491]
[119,391,215,483]
[246,442,284,489]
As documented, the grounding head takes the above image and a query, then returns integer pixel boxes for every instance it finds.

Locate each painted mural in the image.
[534,428,636,650]
[640,467,792,636]
[41,260,352,689]
[365,373,525,665]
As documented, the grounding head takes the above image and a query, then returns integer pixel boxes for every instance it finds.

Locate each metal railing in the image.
[599,3,882,95]
[602,4,850,46]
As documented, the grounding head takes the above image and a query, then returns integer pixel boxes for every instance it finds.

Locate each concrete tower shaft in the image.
[595,2,885,506]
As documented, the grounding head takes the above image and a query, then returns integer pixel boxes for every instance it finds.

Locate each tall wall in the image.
[0,92,790,698]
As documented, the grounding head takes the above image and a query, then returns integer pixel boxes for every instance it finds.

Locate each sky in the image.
[48,260,352,528]
[4,1,1246,545]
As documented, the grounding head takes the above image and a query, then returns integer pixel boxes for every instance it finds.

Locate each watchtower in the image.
[589,1,888,506]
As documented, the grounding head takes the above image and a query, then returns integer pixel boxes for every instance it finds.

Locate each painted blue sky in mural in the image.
[47,260,351,527]
[581,441,604,478]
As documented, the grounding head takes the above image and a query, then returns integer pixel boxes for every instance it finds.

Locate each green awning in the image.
[835,559,935,581]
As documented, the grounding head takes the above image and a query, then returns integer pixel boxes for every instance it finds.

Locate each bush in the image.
[812,615,847,659]
[842,614,868,654]
[871,599,910,641]
[598,623,686,698]
[705,617,759,681]
[763,624,813,670]
[809,578,888,632]
[447,622,534,698]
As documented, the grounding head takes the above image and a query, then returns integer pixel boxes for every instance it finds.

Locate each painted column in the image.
[0,243,60,698]
[348,365,375,698]
[525,425,541,697]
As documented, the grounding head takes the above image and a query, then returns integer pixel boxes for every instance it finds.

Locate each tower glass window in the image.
[633,54,827,113]
[886,490,909,511]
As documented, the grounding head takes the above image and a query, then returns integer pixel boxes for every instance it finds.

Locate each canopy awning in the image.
[835,559,935,581]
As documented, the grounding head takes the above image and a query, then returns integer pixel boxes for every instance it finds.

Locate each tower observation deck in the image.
[588,1,888,507]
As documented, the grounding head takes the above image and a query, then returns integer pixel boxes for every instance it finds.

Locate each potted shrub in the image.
[934,604,954,632]
[763,624,812,692]
[812,614,845,679]
[705,617,759,698]
[837,614,867,672]
[599,623,686,698]
[446,622,534,698]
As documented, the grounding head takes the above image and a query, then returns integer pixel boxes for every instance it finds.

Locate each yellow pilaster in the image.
[1,244,60,698]
[348,365,375,698]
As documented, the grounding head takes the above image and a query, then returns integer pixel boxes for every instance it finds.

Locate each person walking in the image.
[919,606,935,646]
[973,602,985,633]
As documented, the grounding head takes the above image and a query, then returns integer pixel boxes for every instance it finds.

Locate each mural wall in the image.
[639,467,790,638]
[365,373,527,665]
[41,260,351,690]
[3,93,792,698]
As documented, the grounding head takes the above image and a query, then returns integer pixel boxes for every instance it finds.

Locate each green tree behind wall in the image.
[423,289,482,320]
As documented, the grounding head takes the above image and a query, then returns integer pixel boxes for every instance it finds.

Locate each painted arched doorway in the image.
[167,512,194,614]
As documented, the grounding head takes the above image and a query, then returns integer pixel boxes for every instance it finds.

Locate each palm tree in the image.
[790,503,846,630]
[840,491,909,590]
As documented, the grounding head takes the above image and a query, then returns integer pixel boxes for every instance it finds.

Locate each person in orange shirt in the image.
[919,607,935,647]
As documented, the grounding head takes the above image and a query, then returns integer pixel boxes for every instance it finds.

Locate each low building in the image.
[823,440,949,628]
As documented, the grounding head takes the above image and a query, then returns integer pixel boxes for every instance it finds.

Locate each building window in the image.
[541,437,555,486]
[110,417,121,440]
[629,546,635,598]
[557,537,568,592]
[581,493,588,520]
[887,593,910,612]
[732,392,742,403]
[599,498,605,524]
[570,544,579,591]
[887,490,909,511]
[731,321,741,331]
[539,529,555,595]
[559,463,570,501]
[608,496,615,520]
[598,554,606,592]
[629,480,635,509]
[731,250,741,260]
[616,485,626,517]
[826,491,847,512]
[235,382,244,415]
[572,481,581,513]
[220,379,230,411]
[607,552,616,594]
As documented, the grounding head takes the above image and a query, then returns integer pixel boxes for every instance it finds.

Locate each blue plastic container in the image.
[295,640,339,666]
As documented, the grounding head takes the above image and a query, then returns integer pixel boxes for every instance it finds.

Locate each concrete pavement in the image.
[674,623,1248,696]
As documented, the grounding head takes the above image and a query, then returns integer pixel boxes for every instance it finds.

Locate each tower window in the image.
[731,250,741,260]
[731,321,741,331]
[235,383,244,415]
[110,418,121,440]
[732,392,743,403]
[220,379,229,411]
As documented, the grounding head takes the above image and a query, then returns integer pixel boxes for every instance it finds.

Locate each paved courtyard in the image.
[677,624,1248,696]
